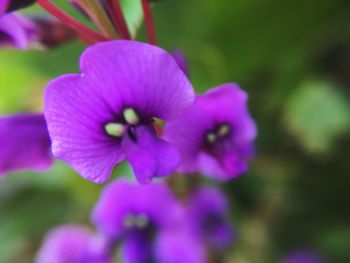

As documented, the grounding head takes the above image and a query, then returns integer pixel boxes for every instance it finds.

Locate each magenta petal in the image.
[155,230,206,263]
[172,49,189,77]
[0,113,52,177]
[79,40,194,121]
[44,40,194,184]
[92,179,179,239]
[36,225,91,263]
[0,0,9,15]
[44,75,125,184]
[0,13,37,49]
[197,152,248,180]
[122,126,180,184]
[165,83,256,180]
[121,235,152,263]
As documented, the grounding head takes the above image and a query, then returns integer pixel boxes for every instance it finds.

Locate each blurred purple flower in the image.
[281,250,325,263]
[187,186,235,249]
[44,40,194,184]
[92,178,202,263]
[0,113,52,177]
[0,13,37,49]
[154,230,206,263]
[0,0,9,15]
[172,49,189,77]
[36,225,112,263]
[165,83,256,180]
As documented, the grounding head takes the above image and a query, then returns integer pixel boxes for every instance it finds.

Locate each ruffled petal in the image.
[44,75,125,184]
[44,40,195,183]
[0,113,52,176]
[165,83,256,179]
[79,40,195,121]
[122,125,180,184]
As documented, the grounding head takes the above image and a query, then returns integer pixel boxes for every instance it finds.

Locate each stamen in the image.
[123,108,140,125]
[105,123,125,137]
[206,132,216,144]
[123,214,149,229]
[135,214,149,228]
[218,124,230,137]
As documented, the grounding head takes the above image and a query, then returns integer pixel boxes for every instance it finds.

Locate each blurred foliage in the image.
[0,0,350,262]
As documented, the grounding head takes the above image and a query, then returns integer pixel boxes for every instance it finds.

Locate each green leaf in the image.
[284,80,350,153]
[120,0,144,38]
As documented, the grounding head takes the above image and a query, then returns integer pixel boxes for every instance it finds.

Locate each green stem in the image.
[77,0,119,39]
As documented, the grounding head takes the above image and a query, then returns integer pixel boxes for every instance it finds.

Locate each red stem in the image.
[107,0,131,40]
[36,0,109,43]
[141,0,156,45]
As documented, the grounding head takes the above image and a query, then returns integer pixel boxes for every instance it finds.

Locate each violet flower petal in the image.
[122,125,180,184]
[0,113,52,177]
[164,83,256,180]
[187,186,235,249]
[78,40,194,121]
[36,225,91,263]
[0,13,37,49]
[172,49,189,77]
[44,40,194,183]
[92,178,179,240]
[121,234,153,263]
[44,75,125,184]
[0,0,9,15]
[154,230,206,263]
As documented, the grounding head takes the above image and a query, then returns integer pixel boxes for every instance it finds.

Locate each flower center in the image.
[104,108,141,138]
[123,213,149,229]
[205,124,231,145]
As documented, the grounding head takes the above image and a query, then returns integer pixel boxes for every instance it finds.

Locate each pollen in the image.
[105,123,126,137]
[218,124,230,137]
[123,214,149,229]
[123,108,140,125]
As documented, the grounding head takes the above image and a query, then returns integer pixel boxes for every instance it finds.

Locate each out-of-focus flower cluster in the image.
[37,178,234,263]
[3,1,324,263]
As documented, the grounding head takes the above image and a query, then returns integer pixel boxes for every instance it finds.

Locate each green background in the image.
[0,0,349,262]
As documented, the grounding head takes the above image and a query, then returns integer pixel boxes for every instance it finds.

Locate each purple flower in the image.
[0,13,37,49]
[154,230,207,263]
[0,0,9,15]
[92,178,197,263]
[36,225,112,263]
[281,250,325,263]
[0,113,52,177]
[186,186,235,249]
[44,40,194,184]
[164,83,257,180]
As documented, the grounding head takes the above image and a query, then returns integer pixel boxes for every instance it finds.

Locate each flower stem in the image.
[76,0,119,39]
[36,0,108,43]
[141,0,156,45]
[107,0,131,40]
